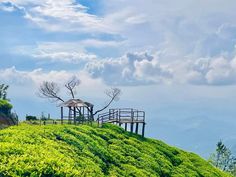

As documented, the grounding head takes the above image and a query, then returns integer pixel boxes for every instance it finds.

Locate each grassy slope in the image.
[0,123,231,177]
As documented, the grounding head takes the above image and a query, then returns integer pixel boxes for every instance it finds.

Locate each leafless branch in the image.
[65,76,80,99]
[38,81,64,102]
[93,87,121,116]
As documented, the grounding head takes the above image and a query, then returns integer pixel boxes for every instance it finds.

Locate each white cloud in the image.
[125,14,147,25]
[178,57,236,85]
[14,39,128,63]
[85,52,173,85]
[0,67,106,102]
[2,52,236,89]
[16,42,97,63]
[85,51,236,86]
[80,39,126,48]
[1,0,112,33]
[205,58,235,85]
[0,67,104,92]
[0,67,73,86]
[2,0,236,87]
[3,0,236,61]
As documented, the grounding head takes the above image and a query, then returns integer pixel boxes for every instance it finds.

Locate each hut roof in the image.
[58,99,93,108]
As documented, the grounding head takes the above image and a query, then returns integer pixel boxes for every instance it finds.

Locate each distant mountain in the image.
[0,123,231,176]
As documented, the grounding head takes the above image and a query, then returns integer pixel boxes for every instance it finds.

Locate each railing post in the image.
[61,107,63,125]
[73,107,76,125]
[131,109,134,122]
[130,109,134,133]
[142,123,145,137]
[118,109,121,125]
[116,111,118,123]
[143,111,145,122]
[130,123,134,133]
[135,123,139,134]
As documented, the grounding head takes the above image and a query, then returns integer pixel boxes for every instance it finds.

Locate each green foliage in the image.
[209,141,236,176]
[26,115,38,121]
[0,123,231,177]
[0,99,13,116]
[0,84,9,100]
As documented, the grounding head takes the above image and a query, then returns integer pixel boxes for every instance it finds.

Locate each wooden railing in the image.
[97,110,119,125]
[97,108,146,137]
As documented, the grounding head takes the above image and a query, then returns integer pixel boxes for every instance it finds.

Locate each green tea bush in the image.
[0,123,232,177]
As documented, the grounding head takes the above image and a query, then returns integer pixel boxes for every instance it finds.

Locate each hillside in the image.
[0,123,231,177]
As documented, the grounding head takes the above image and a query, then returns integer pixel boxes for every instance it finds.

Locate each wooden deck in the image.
[97,108,146,137]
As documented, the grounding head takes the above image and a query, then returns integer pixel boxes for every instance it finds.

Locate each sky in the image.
[1,0,236,158]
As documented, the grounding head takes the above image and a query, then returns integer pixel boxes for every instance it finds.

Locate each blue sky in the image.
[1,0,236,158]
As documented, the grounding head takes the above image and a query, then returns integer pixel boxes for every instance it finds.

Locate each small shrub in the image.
[26,115,38,121]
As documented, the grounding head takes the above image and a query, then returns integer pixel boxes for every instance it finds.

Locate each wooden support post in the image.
[142,123,146,137]
[82,107,85,124]
[61,107,63,124]
[130,123,134,133]
[130,109,134,133]
[125,123,127,131]
[73,107,76,125]
[68,107,72,124]
[135,123,139,134]
[118,109,121,126]
[119,122,122,127]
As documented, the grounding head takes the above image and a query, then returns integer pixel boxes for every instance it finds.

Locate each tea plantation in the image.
[0,123,231,177]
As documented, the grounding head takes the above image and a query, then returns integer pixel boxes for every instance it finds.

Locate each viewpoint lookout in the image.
[58,99,146,137]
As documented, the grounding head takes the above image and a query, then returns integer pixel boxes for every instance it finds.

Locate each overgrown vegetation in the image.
[0,84,18,127]
[0,99,12,116]
[209,141,236,176]
[0,84,9,100]
[0,123,231,177]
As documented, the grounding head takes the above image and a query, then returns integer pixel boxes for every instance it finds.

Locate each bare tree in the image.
[38,77,80,102]
[64,76,80,99]
[93,88,121,116]
[38,81,64,102]
[37,77,121,119]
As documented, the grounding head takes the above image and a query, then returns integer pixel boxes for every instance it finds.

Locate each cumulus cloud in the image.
[0,67,105,100]
[2,53,236,87]
[85,52,173,85]
[85,52,236,86]
[0,67,74,86]
[176,57,236,85]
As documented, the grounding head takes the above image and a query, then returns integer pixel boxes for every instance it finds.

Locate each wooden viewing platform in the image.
[97,108,146,137]
[57,100,146,137]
